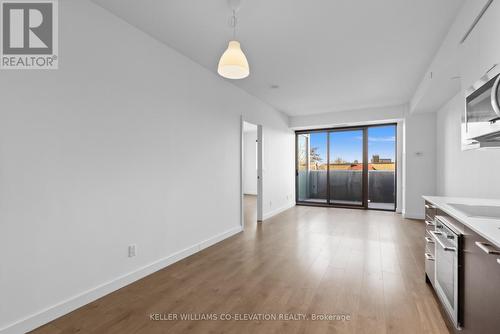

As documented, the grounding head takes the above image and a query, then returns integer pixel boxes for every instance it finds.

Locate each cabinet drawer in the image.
[424,217,436,232]
[425,201,437,221]
[425,230,436,257]
[425,250,435,287]
[462,226,500,333]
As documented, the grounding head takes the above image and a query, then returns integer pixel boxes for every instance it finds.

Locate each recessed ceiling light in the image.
[270,84,280,89]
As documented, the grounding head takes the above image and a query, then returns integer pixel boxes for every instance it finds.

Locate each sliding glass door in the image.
[367,125,396,210]
[296,124,397,211]
[329,129,364,206]
[297,132,328,203]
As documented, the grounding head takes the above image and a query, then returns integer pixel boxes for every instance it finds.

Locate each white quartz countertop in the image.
[422,196,500,249]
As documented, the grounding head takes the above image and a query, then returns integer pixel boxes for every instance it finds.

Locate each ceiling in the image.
[92,0,465,116]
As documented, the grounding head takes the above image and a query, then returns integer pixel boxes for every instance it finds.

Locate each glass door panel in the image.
[329,130,363,206]
[297,132,328,203]
[297,134,309,202]
[367,125,396,210]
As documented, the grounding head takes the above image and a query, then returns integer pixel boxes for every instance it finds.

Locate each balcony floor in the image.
[299,199,395,211]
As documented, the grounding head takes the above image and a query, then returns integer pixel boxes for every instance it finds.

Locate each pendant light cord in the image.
[231,10,237,40]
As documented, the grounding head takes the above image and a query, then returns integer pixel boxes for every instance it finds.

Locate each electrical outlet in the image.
[128,245,136,258]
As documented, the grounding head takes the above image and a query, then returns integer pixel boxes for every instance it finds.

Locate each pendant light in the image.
[217,1,250,80]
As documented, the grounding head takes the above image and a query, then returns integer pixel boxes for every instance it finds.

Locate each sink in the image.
[447,203,500,219]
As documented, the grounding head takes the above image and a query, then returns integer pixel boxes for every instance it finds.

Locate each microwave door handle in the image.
[492,74,500,117]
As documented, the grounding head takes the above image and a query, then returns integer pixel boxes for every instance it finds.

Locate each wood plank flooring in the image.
[31,196,449,334]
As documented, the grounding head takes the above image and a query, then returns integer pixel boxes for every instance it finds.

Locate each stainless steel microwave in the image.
[463,68,500,145]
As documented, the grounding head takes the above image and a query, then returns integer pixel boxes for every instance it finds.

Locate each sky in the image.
[306,125,396,164]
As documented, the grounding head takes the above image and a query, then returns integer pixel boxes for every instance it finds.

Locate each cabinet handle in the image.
[486,63,498,74]
[475,242,500,255]
[425,253,435,261]
[491,74,500,118]
[425,236,435,244]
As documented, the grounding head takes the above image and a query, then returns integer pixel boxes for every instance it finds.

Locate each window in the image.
[295,124,396,211]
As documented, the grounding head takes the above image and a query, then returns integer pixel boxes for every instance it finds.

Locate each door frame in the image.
[240,117,263,230]
[295,122,397,211]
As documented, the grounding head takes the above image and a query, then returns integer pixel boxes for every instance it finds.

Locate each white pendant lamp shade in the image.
[217,40,249,79]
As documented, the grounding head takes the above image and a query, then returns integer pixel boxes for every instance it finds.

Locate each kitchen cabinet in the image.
[479,0,500,76]
[423,197,500,333]
[459,24,481,92]
[459,0,500,92]
[424,231,435,286]
[461,226,500,334]
[424,202,437,286]
[410,0,495,114]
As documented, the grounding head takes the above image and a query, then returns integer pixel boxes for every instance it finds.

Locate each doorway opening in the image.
[295,123,397,211]
[241,120,263,228]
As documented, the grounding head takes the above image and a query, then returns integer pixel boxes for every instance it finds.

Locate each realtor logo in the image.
[1,0,58,69]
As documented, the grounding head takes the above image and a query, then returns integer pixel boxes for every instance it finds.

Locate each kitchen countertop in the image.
[423,196,500,249]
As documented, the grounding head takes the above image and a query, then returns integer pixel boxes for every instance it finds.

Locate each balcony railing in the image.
[298,170,395,206]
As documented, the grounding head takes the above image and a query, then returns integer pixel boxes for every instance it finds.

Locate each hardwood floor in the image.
[32,196,449,334]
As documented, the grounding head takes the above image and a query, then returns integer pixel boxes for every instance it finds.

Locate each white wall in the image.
[436,94,500,198]
[289,104,405,130]
[0,1,295,332]
[403,112,437,219]
[243,131,257,195]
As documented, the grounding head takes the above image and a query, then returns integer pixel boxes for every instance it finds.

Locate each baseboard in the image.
[403,212,425,220]
[197,226,242,250]
[262,202,295,221]
[0,225,243,334]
